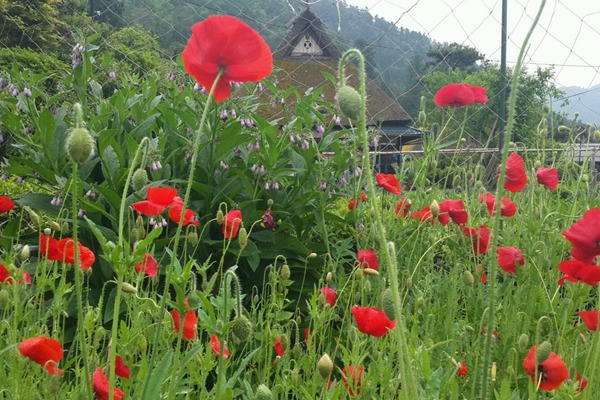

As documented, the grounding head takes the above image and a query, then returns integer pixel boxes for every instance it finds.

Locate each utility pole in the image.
[89,0,95,16]
[498,0,508,151]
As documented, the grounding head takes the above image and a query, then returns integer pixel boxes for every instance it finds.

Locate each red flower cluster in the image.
[40,233,96,270]
[497,246,525,274]
[523,345,569,391]
[351,306,396,337]
[375,173,402,195]
[18,336,63,375]
[348,191,367,210]
[0,263,31,285]
[536,167,558,190]
[133,187,199,227]
[0,195,15,214]
[434,83,487,107]
[479,192,517,217]
[501,153,528,193]
[171,298,197,341]
[438,199,468,226]
[182,15,273,103]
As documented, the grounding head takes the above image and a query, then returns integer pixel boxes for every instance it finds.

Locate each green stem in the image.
[476,1,546,398]
[338,49,419,399]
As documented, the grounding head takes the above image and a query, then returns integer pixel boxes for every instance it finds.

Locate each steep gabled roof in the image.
[274,7,341,61]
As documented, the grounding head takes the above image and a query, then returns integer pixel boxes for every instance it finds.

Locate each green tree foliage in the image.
[104,26,163,74]
[90,0,125,27]
[427,42,484,72]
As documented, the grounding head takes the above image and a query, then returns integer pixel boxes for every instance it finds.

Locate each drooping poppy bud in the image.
[337,85,361,121]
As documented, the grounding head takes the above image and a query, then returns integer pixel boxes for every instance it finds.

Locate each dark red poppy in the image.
[0,196,15,214]
[222,209,242,238]
[182,15,273,103]
[210,334,230,358]
[348,191,367,210]
[132,187,179,216]
[135,253,158,278]
[341,365,364,396]
[394,197,411,217]
[497,246,525,274]
[478,192,517,217]
[502,153,527,193]
[115,355,131,379]
[410,205,434,225]
[357,249,378,271]
[168,205,199,227]
[321,286,337,307]
[0,263,31,285]
[375,173,402,195]
[562,208,600,263]
[466,84,488,103]
[523,345,569,391]
[536,167,558,190]
[576,373,588,392]
[438,199,468,226]
[93,367,126,400]
[434,83,475,107]
[558,259,600,286]
[351,306,396,337]
[578,310,598,331]
[58,238,96,270]
[457,362,468,376]
[462,225,490,255]
[18,336,63,375]
[274,338,284,357]
[171,298,197,341]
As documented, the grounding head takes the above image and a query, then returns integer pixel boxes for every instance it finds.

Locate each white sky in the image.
[344,0,600,89]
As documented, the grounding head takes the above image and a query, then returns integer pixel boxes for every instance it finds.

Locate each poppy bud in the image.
[517,333,529,352]
[558,125,569,133]
[49,375,61,395]
[137,334,148,354]
[238,227,248,249]
[267,198,274,207]
[291,343,302,360]
[67,127,94,164]
[416,296,425,310]
[431,160,438,169]
[122,283,137,294]
[406,276,413,290]
[137,226,146,240]
[131,168,148,191]
[364,279,371,291]
[94,327,106,350]
[84,307,98,333]
[506,365,515,378]
[136,216,144,229]
[216,209,224,224]
[295,315,302,326]
[44,227,53,236]
[536,341,552,363]
[130,227,139,242]
[462,270,474,287]
[187,231,198,246]
[291,368,300,384]
[255,384,272,400]
[61,222,69,233]
[534,160,542,168]
[595,130,600,141]
[326,272,333,284]
[25,207,40,227]
[281,264,291,280]
[21,245,30,261]
[252,294,260,306]
[430,200,440,218]
[232,315,253,342]
[0,289,9,309]
[452,175,461,189]
[317,353,334,378]
[337,85,361,121]
[308,253,317,259]
[381,287,396,320]
[582,174,589,182]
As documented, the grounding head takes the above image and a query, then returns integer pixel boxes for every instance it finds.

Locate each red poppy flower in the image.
[18,336,63,375]
[357,249,378,271]
[321,286,337,307]
[0,263,31,285]
[558,259,600,286]
[182,15,273,103]
[135,253,158,278]
[210,334,230,359]
[132,187,179,216]
[457,362,468,377]
[477,264,488,284]
[222,209,242,238]
[348,191,367,210]
[523,345,569,391]
[304,327,314,347]
[576,373,588,392]
[578,310,598,331]
[274,338,284,357]
[434,83,475,107]
[375,173,402,195]
[168,205,199,227]
[58,238,96,270]
[115,355,131,379]
[466,84,488,104]
[478,192,517,217]
[502,153,527,193]
[351,306,396,337]
[341,365,364,396]
[562,208,600,263]
[536,167,558,190]
[171,298,197,341]
[497,246,525,274]
[394,197,411,217]
[438,199,468,226]
[93,367,126,400]
[40,233,62,261]
[462,225,490,255]
[0,196,15,214]
[410,205,434,225]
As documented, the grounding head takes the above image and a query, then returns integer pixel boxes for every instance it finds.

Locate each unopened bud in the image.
[317,353,334,378]
[325,272,333,284]
[558,125,569,133]
[430,200,440,218]
[137,333,148,354]
[363,268,379,277]
[281,264,291,280]
[381,287,396,320]
[337,85,361,121]
[406,276,413,290]
[121,283,137,294]
[517,333,529,352]
[232,315,253,342]
[67,127,94,164]
[0,289,9,309]
[131,168,148,191]
[44,227,53,236]
[216,209,224,224]
[187,231,198,246]
[25,207,40,227]
[21,245,30,261]
[255,384,272,400]
[238,227,248,249]
[462,270,474,287]
[307,253,317,259]
[536,341,552,363]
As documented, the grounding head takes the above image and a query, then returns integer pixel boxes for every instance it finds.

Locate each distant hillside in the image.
[551,85,600,126]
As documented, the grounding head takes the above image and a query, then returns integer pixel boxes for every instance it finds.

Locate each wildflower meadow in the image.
[2,5,600,400]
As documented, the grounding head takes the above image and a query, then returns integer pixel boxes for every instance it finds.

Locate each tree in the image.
[427,43,484,72]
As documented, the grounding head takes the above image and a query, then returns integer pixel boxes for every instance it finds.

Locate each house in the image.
[264,6,421,172]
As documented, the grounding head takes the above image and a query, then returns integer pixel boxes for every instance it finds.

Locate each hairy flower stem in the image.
[338,49,419,399]
[583,286,600,399]
[71,162,93,399]
[475,1,546,398]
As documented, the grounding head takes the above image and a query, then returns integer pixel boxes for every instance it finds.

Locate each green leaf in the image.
[141,349,174,400]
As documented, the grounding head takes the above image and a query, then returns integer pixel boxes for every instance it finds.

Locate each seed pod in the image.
[317,353,334,378]
[337,85,361,121]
